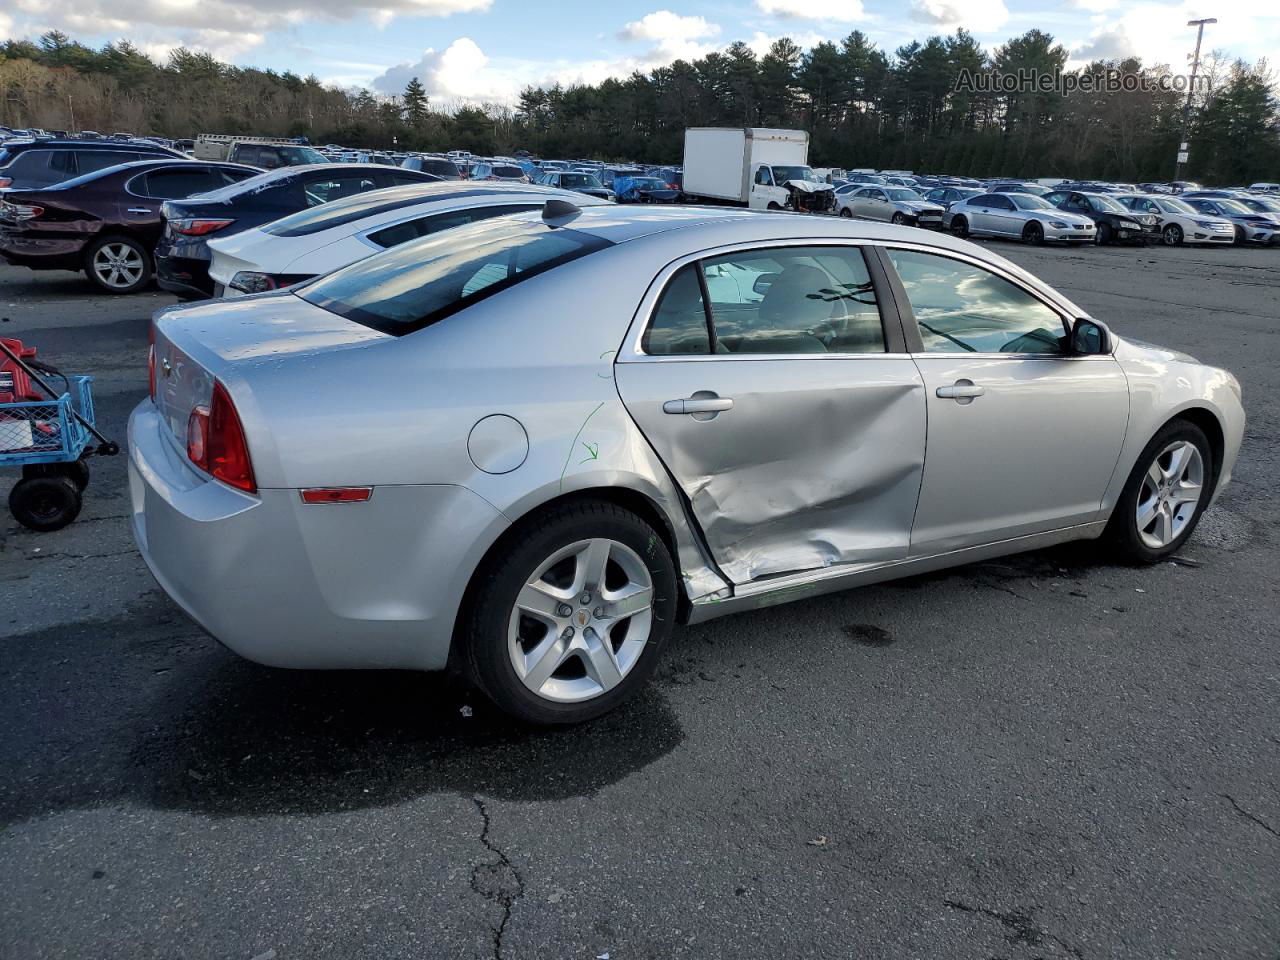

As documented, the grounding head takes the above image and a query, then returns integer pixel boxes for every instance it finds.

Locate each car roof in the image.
[0,138,180,153]
[44,158,258,189]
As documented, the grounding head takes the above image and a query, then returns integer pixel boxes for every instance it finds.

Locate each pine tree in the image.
[402,76,428,126]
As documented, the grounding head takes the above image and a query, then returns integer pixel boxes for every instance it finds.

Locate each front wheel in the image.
[1106,420,1213,563]
[951,216,969,238]
[1096,222,1113,245]
[891,212,909,225]
[465,499,678,724]
[9,475,83,531]
[1162,224,1183,246]
[839,207,853,218]
[1023,221,1045,245]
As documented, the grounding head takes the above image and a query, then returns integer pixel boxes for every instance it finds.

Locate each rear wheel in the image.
[85,235,151,294]
[1162,223,1183,245]
[1023,221,1045,245]
[951,215,969,238]
[1106,420,1213,563]
[465,499,678,724]
[9,475,83,532]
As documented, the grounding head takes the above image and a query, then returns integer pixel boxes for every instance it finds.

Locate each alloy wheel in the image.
[1135,440,1204,549]
[93,242,145,289]
[507,538,654,703]
[1163,224,1182,245]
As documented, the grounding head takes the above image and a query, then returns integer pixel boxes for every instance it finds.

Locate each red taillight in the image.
[170,218,234,236]
[186,380,255,493]
[300,487,372,504]
[0,178,11,189]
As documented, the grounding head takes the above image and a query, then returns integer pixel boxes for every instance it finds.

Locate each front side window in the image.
[300,217,611,336]
[304,175,377,207]
[643,246,885,356]
[755,167,773,186]
[887,248,1066,355]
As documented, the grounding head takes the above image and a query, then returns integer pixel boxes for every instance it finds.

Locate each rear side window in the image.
[300,217,611,336]
[135,168,227,199]
[420,159,460,177]
[232,145,261,166]
[644,246,885,356]
[365,203,542,249]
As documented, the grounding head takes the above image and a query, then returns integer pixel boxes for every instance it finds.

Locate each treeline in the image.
[2,29,1278,184]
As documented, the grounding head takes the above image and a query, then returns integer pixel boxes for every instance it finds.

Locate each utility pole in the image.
[1174,17,1215,182]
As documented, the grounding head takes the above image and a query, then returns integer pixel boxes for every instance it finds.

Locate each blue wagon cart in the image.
[0,339,119,532]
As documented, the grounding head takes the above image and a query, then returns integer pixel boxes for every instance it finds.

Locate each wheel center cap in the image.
[575,609,588,628]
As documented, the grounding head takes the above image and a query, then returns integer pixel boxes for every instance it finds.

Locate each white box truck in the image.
[682,127,835,212]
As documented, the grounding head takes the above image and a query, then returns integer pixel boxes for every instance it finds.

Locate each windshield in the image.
[560,174,602,189]
[1214,199,1250,215]
[771,166,817,183]
[1088,195,1127,213]
[1011,194,1053,210]
[1156,197,1197,215]
[630,178,667,189]
[885,188,921,201]
[299,216,612,336]
[288,146,327,164]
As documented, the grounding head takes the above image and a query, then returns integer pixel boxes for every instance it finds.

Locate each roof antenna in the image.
[542,198,581,225]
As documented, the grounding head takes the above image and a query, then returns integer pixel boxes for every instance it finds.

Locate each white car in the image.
[1115,194,1236,246]
[207,182,611,295]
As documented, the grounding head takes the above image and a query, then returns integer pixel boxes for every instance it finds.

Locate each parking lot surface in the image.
[1,240,1278,959]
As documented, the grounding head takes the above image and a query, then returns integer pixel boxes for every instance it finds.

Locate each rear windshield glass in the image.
[299,217,612,335]
[264,186,517,237]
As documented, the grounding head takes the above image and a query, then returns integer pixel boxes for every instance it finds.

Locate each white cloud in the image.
[1069,0,1280,70]
[618,10,721,63]
[910,0,1010,33]
[2,0,491,65]
[745,29,827,57]
[754,0,865,22]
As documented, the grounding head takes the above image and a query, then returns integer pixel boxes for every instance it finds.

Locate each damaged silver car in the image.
[130,203,1245,724]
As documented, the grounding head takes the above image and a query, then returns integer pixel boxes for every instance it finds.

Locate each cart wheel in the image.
[9,476,83,532]
[23,460,90,491]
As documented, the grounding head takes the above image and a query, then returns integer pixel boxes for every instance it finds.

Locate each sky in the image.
[1,0,1277,106]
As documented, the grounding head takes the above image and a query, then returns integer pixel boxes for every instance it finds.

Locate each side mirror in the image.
[753,273,780,296]
[1070,317,1111,356]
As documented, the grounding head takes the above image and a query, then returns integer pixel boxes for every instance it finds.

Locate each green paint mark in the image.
[559,401,605,491]
[579,441,599,464]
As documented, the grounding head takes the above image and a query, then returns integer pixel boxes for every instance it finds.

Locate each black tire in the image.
[9,475,83,532]
[23,459,90,490]
[891,212,909,225]
[839,207,853,218]
[767,202,783,211]
[951,215,969,238]
[1232,225,1246,245]
[1023,221,1045,245]
[84,234,152,295]
[1096,222,1113,245]
[1106,419,1214,563]
[1162,224,1183,246]
[464,499,678,725]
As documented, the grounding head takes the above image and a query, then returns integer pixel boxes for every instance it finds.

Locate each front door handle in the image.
[936,381,985,403]
[663,396,733,415]
[127,207,152,214]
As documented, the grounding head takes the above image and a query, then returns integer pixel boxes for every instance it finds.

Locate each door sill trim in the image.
[686,521,1107,623]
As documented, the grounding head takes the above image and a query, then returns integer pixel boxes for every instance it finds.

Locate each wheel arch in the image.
[1167,406,1225,493]
[447,485,692,675]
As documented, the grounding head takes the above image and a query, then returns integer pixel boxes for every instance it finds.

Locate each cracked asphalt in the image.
[1,239,1278,960]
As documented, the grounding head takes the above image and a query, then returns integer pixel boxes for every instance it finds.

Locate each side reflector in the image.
[300,487,373,504]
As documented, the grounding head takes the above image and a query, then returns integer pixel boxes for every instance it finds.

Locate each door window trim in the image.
[619,238,910,362]
[354,201,544,251]
[874,242,1104,360]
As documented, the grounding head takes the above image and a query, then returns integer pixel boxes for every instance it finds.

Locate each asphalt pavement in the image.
[1,238,1277,960]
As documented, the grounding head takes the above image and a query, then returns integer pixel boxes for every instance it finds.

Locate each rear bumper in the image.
[128,400,509,671]
[155,252,215,299]
[0,228,86,270]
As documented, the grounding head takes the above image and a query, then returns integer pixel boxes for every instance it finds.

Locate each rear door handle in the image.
[663,396,733,415]
[936,381,985,401]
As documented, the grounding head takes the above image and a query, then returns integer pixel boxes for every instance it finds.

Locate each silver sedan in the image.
[130,204,1244,724]
[838,186,945,227]
[946,192,1097,243]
